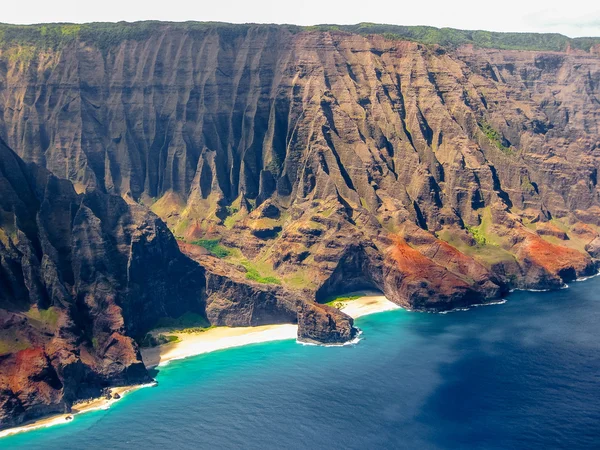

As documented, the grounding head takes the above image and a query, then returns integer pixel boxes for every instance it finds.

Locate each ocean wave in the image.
[509,287,552,293]
[437,299,508,314]
[296,329,364,347]
[575,270,600,282]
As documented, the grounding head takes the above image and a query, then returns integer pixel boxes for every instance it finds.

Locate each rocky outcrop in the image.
[586,238,600,259]
[0,347,66,428]
[383,236,483,310]
[0,140,206,430]
[535,222,568,240]
[297,302,357,345]
[196,253,299,327]
[178,242,359,340]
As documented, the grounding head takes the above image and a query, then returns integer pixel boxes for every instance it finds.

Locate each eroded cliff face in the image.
[0,139,206,429]
[0,22,599,431]
[3,25,593,305]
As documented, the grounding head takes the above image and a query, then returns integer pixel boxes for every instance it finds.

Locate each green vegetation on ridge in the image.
[478,121,512,154]
[191,238,231,258]
[310,23,600,51]
[240,260,282,285]
[465,225,488,246]
[437,208,518,269]
[0,21,599,53]
[25,306,60,329]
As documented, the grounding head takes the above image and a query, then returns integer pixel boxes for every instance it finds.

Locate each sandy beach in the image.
[141,324,299,368]
[338,293,401,318]
[0,293,400,439]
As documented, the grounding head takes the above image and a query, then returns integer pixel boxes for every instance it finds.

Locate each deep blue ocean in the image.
[3,276,600,449]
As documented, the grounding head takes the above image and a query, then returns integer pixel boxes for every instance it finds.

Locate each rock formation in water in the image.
[1,21,600,429]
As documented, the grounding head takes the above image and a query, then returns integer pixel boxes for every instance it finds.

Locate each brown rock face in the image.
[513,232,595,287]
[183,245,299,326]
[0,347,65,427]
[535,222,568,240]
[587,238,600,259]
[0,140,206,430]
[1,24,597,310]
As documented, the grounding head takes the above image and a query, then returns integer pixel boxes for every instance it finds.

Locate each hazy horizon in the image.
[3,0,600,38]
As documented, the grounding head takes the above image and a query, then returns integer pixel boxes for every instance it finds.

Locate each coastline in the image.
[0,294,398,439]
[142,293,400,368]
[141,324,299,369]
[0,384,153,439]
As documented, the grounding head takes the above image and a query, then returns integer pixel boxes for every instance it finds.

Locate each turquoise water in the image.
[3,276,600,449]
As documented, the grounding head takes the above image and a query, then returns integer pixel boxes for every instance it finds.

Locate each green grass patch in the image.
[284,268,318,290]
[139,333,181,348]
[191,238,230,258]
[162,334,179,343]
[0,335,31,355]
[437,228,517,269]
[25,307,60,329]
[224,207,244,229]
[478,121,512,154]
[550,218,570,233]
[176,325,216,334]
[240,261,282,285]
[465,225,487,246]
[323,294,364,309]
[321,207,335,218]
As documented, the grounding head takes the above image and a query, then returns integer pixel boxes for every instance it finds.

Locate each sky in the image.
[2,0,600,38]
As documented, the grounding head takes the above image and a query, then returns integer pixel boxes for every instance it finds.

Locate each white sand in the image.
[339,293,401,318]
[141,324,298,368]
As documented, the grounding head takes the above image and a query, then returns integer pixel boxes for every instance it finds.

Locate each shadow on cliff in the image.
[314,243,383,303]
